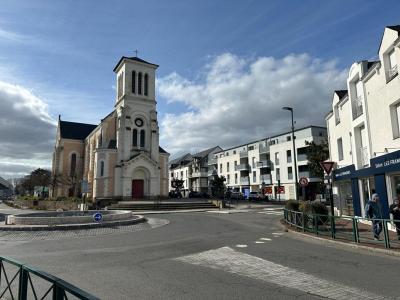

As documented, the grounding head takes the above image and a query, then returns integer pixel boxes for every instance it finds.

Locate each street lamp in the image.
[282,107,299,202]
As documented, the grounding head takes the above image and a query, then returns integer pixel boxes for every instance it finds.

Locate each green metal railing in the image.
[283,209,400,249]
[0,256,100,300]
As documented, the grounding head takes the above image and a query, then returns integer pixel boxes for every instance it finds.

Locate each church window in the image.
[140,129,145,148]
[100,161,105,177]
[117,72,124,98]
[70,153,76,177]
[132,71,136,94]
[138,72,142,95]
[132,129,138,147]
[144,74,149,96]
[98,130,103,147]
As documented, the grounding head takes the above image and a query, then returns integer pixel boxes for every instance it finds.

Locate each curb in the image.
[0,215,147,231]
[281,220,400,257]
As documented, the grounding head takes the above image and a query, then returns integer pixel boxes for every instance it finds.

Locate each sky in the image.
[0,0,399,179]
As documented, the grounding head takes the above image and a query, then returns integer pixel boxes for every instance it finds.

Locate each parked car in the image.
[169,191,183,198]
[230,191,245,200]
[248,192,266,201]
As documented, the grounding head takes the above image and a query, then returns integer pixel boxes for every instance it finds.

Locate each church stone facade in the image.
[52,56,169,200]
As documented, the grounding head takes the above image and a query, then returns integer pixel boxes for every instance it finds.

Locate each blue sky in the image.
[0,0,399,178]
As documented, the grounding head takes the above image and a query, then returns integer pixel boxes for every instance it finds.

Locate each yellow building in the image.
[52,56,169,201]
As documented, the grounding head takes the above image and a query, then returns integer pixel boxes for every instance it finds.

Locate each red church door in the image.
[132,180,144,199]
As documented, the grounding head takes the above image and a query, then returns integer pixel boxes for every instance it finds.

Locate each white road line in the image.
[235,244,247,248]
[263,208,283,211]
[176,247,383,300]
[272,233,284,235]
[260,238,272,241]
[257,211,282,215]
[254,241,265,244]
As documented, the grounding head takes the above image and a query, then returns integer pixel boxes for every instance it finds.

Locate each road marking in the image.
[258,211,282,215]
[176,247,383,300]
[254,241,265,244]
[263,208,282,211]
[235,244,247,248]
[260,238,272,241]
[272,232,284,235]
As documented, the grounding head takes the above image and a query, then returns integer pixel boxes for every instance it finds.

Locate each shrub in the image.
[285,200,300,211]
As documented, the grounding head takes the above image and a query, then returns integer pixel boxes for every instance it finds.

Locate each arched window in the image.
[132,129,138,147]
[144,74,148,96]
[132,71,136,93]
[138,72,142,95]
[140,129,145,148]
[98,129,103,147]
[100,161,105,177]
[70,153,76,177]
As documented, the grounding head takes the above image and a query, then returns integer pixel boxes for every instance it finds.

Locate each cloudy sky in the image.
[0,0,399,179]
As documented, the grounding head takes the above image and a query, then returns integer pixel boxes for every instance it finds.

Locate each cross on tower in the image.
[134,50,139,57]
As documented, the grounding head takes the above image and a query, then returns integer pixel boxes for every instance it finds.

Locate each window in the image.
[138,72,142,95]
[286,136,291,141]
[253,171,256,183]
[220,164,223,173]
[144,73,149,96]
[227,174,230,184]
[391,103,400,139]
[225,152,229,156]
[227,162,230,172]
[117,72,124,98]
[98,130,103,147]
[132,71,136,93]
[334,104,340,125]
[171,172,174,177]
[388,49,398,79]
[234,161,237,167]
[248,146,254,150]
[100,161,104,177]
[140,130,145,148]
[287,150,292,163]
[233,150,236,154]
[132,129,138,147]
[288,167,293,180]
[337,138,344,161]
[70,153,76,177]
[275,152,280,165]
[276,168,280,181]
[180,171,183,178]
[235,173,238,184]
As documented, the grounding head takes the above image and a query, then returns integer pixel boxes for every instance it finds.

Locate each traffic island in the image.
[0,210,146,231]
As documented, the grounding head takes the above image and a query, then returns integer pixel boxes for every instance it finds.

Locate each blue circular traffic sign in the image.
[93,212,103,222]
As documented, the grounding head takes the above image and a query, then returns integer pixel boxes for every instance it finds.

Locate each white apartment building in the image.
[326,25,400,218]
[169,146,222,195]
[211,126,327,200]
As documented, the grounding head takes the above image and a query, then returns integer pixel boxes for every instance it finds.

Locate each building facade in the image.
[326,25,400,217]
[212,126,327,200]
[169,146,222,195]
[52,56,169,200]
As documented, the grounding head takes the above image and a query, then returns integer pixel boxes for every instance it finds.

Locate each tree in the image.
[49,172,63,198]
[30,168,51,198]
[171,178,184,197]
[210,175,226,198]
[20,175,35,195]
[63,172,80,197]
[305,139,330,179]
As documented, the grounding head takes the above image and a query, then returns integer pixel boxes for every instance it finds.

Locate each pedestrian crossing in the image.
[176,247,383,300]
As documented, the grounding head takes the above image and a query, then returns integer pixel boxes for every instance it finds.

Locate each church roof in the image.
[59,121,97,140]
[159,146,168,154]
[192,146,222,158]
[387,25,400,32]
[113,56,159,72]
[335,90,348,99]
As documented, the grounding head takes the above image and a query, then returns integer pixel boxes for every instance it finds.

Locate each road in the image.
[0,206,398,299]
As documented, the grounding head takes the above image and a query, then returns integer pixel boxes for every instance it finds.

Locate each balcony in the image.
[259,143,269,154]
[208,156,217,165]
[208,169,217,176]
[298,171,310,178]
[240,177,250,185]
[235,164,250,171]
[239,150,248,158]
[352,96,363,119]
[257,160,272,168]
[297,154,308,161]
[191,171,208,178]
[260,174,272,185]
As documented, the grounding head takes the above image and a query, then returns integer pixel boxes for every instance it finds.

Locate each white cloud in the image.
[158,53,347,156]
[0,81,56,178]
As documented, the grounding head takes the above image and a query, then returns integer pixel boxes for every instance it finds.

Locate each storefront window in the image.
[337,181,353,216]
[390,175,400,205]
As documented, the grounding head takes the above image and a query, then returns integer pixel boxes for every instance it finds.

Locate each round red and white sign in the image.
[299,177,309,187]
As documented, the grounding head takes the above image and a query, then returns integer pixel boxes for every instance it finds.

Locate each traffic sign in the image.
[299,177,309,187]
[93,212,103,222]
[320,161,335,175]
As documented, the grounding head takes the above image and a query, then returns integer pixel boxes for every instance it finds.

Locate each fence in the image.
[0,256,99,300]
[283,209,400,250]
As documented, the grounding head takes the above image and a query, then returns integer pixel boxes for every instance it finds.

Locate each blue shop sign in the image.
[333,165,355,181]
[371,149,400,173]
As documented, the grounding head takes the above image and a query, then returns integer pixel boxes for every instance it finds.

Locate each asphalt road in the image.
[0,207,399,299]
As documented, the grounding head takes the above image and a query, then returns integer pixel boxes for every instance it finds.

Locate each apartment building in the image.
[169,146,222,195]
[211,126,327,200]
[326,25,400,217]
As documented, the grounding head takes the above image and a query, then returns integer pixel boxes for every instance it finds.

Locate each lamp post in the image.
[282,107,299,202]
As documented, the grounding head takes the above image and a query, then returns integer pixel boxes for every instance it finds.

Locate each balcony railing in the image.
[240,177,250,185]
[352,96,363,119]
[239,150,248,158]
[259,143,269,154]
[297,154,308,161]
[260,174,272,185]
[208,156,217,165]
[235,164,250,171]
[298,171,310,178]
[257,160,272,168]
[191,171,208,178]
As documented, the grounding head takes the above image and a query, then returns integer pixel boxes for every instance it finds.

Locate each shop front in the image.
[333,150,400,218]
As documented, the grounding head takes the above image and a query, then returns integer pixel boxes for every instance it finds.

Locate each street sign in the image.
[320,161,335,175]
[93,212,103,222]
[299,177,309,187]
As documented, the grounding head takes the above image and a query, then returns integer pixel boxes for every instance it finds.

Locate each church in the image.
[52,56,170,200]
